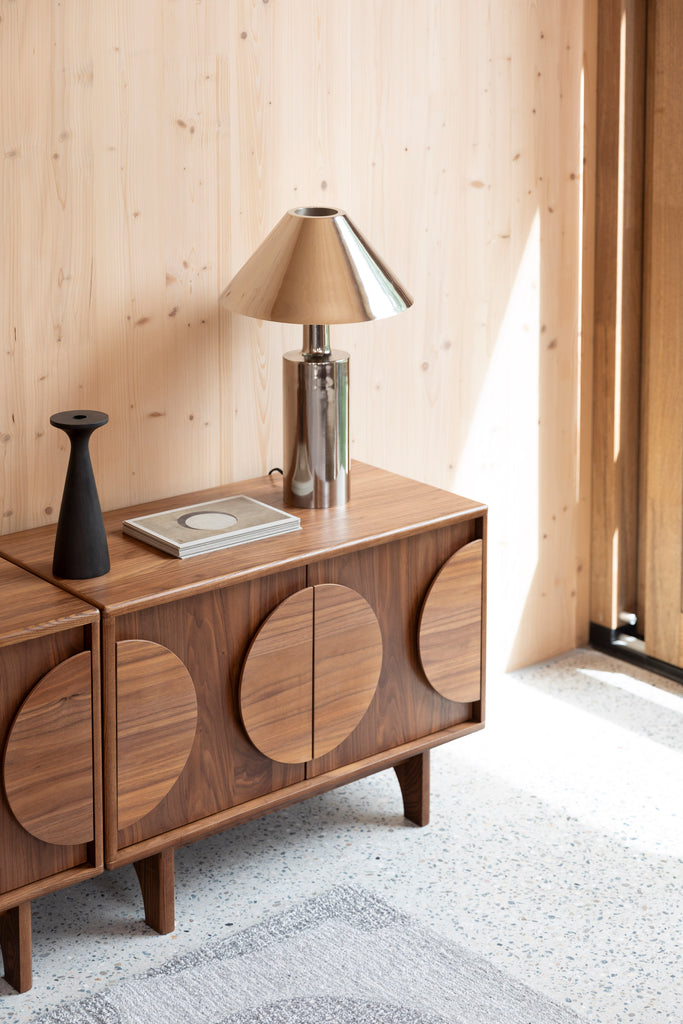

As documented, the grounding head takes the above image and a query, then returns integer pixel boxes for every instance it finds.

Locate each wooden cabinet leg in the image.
[394,751,430,827]
[133,849,175,935]
[0,902,32,993]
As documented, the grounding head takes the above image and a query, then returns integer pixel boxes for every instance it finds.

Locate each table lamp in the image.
[219,206,412,508]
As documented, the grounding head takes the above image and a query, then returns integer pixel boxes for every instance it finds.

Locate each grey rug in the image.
[37,887,587,1024]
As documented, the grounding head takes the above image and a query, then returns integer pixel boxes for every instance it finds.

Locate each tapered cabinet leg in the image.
[0,902,32,993]
[394,751,430,826]
[133,849,175,934]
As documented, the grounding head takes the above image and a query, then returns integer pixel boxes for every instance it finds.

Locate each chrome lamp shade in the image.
[219,206,412,508]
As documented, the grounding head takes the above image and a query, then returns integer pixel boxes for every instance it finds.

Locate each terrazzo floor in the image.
[2,647,682,1024]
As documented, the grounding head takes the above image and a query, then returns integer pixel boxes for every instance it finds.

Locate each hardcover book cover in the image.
[122,495,300,558]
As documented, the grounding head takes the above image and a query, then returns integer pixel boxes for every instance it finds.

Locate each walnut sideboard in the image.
[0,461,486,993]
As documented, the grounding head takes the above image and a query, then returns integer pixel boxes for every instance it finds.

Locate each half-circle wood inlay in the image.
[3,651,94,846]
[312,584,382,759]
[240,588,314,764]
[116,640,198,830]
[239,585,383,764]
[418,539,483,703]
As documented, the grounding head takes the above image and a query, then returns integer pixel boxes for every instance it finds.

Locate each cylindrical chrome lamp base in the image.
[282,349,350,508]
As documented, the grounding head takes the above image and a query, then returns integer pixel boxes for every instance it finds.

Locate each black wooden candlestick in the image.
[50,410,110,579]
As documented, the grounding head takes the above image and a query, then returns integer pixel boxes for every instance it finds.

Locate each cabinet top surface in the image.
[0,556,98,646]
[0,462,486,617]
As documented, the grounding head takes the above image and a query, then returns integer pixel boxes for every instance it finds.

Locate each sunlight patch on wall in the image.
[453,211,541,674]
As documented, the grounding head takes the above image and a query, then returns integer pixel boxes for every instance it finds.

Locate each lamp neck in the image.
[302,324,331,360]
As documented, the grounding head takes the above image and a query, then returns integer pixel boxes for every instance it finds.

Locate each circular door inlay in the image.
[312,584,383,759]
[116,640,198,830]
[240,585,383,764]
[3,651,94,846]
[418,539,483,704]
[240,588,315,764]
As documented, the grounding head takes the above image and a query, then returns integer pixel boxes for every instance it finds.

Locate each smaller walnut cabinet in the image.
[0,559,101,993]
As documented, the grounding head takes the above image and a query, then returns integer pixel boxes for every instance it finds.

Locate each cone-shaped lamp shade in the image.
[219,206,412,509]
[219,207,412,324]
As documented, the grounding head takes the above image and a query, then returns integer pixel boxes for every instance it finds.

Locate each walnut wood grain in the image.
[239,588,314,764]
[0,628,98,897]
[0,557,98,648]
[0,463,486,618]
[3,652,94,846]
[116,640,198,830]
[418,539,483,704]
[240,584,383,763]
[313,584,382,759]
[105,720,484,870]
[307,525,481,778]
[394,751,430,827]
[109,572,307,857]
[133,850,174,935]
[0,465,485,909]
[0,902,31,993]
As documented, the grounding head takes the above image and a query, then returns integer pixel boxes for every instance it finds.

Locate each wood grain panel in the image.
[0,628,94,896]
[0,558,98,648]
[133,849,175,935]
[3,652,93,846]
[0,902,32,994]
[239,588,313,764]
[313,584,382,759]
[0,462,484,615]
[641,0,683,666]
[116,640,198,829]
[0,1,591,673]
[590,0,647,631]
[418,540,483,704]
[110,570,307,854]
[307,525,482,778]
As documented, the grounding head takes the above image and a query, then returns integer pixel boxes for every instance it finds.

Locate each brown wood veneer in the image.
[418,539,483,703]
[0,902,32,993]
[0,463,486,966]
[0,462,486,615]
[116,640,198,830]
[0,558,102,994]
[313,584,383,759]
[239,583,383,764]
[3,651,94,846]
[240,587,314,764]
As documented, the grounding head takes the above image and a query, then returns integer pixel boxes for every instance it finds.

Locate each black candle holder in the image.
[50,410,110,579]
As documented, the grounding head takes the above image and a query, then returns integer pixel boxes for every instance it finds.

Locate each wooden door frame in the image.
[590,0,683,684]
[590,0,647,641]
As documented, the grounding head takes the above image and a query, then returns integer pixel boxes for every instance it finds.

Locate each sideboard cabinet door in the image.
[108,568,308,857]
[239,583,384,764]
[0,556,101,906]
[307,522,484,776]
[0,636,98,898]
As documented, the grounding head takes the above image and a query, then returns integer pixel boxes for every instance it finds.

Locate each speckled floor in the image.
[2,647,682,1024]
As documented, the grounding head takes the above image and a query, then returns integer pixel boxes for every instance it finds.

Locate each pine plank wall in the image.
[0,1,596,672]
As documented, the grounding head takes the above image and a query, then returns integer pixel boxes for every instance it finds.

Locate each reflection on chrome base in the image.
[283,345,350,509]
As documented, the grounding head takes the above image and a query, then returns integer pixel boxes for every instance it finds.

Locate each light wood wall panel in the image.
[0,0,594,672]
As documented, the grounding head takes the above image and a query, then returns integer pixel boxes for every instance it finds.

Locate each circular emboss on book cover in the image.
[240,584,383,764]
[116,640,198,830]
